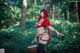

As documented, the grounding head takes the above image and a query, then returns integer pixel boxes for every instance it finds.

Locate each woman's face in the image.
[40,12,44,17]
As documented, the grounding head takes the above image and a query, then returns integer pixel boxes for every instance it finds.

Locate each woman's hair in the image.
[40,9,45,13]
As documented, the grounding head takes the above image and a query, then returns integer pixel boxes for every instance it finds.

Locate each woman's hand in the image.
[35,22,41,26]
[57,33,64,37]
[35,23,38,26]
[32,38,37,43]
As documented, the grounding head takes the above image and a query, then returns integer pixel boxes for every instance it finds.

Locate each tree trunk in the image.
[57,11,60,19]
[66,0,69,21]
[67,2,70,20]
[20,0,27,30]
[34,0,37,7]
[75,0,79,22]
[52,5,55,20]
[62,14,65,19]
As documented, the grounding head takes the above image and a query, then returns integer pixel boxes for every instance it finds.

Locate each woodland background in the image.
[0,0,80,53]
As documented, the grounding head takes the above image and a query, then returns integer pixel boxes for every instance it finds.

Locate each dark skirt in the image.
[37,43,46,53]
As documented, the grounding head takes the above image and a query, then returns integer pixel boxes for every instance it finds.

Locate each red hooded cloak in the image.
[37,9,51,42]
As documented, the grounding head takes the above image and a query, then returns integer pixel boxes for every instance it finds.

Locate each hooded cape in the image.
[38,9,51,42]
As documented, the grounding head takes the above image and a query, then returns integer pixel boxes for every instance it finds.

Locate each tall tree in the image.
[66,1,70,20]
[20,0,27,30]
[51,0,55,19]
[34,0,37,7]
[75,0,79,22]
[67,7,69,20]
[52,5,55,19]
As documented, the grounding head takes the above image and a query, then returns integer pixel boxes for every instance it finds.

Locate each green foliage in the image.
[0,0,20,29]
[69,13,76,22]
[0,19,37,53]
[0,31,28,53]
[0,0,80,53]
[46,19,80,53]
[0,0,79,30]
[0,19,80,53]
[27,5,42,18]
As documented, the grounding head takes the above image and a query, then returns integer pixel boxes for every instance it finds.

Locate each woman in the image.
[32,8,63,53]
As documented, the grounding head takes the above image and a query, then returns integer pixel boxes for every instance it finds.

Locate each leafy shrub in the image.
[0,19,80,53]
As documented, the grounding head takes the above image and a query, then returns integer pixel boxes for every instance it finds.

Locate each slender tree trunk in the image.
[20,0,27,30]
[57,11,60,19]
[67,2,70,20]
[52,5,55,20]
[75,0,79,22]
[34,0,37,7]
[66,8,69,20]
[62,14,65,19]
[40,0,42,4]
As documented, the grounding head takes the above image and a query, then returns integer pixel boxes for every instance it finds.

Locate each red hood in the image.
[38,9,51,42]
[44,9,48,18]
[38,9,48,21]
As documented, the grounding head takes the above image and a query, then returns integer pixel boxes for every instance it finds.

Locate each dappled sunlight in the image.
[50,19,61,25]
[54,20,60,25]
[61,21,71,27]
[1,26,15,32]
[14,22,20,26]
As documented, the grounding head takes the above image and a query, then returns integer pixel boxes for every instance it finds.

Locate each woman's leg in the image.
[37,43,46,53]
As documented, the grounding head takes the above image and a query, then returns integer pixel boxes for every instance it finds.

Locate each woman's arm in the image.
[48,26,64,36]
[32,33,39,43]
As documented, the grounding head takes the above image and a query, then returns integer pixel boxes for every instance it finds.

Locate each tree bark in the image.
[67,8,69,20]
[57,11,60,19]
[34,0,37,7]
[20,0,27,30]
[67,2,70,20]
[52,4,55,20]
[75,0,79,22]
